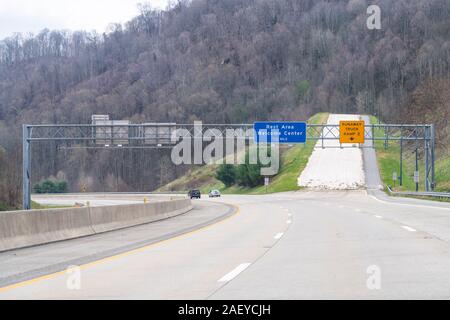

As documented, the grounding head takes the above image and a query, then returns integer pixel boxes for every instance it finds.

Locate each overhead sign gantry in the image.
[21,117,436,209]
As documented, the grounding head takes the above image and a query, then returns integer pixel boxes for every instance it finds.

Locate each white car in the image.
[208,190,221,198]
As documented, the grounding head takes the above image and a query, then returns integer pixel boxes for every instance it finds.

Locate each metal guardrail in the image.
[387,186,450,198]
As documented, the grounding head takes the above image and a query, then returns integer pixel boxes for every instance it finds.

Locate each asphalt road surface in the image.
[2,190,450,299]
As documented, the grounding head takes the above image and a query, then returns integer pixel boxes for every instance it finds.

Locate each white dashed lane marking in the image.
[402,226,417,232]
[218,263,251,283]
[274,233,284,240]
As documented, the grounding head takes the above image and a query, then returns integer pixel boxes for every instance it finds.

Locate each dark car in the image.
[188,189,201,199]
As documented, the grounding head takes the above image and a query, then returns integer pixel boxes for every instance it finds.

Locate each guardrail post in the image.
[22,125,32,210]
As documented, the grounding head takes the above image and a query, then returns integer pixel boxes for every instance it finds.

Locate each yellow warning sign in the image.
[340,120,365,144]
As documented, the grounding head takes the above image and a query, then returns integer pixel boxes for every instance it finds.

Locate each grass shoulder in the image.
[31,200,73,210]
[370,115,450,201]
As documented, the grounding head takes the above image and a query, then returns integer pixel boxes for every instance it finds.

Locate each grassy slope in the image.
[434,157,450,192]
[370,116,450,193]
[158,164,224,194]
[0,200,72,211]
[242,112,329,194]
[158,113,329,194]
[0,202,8,211]
[370,115,420,192]
[31,200,73,210]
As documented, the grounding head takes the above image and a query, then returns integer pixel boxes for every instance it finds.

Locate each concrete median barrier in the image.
[0,198,192,252]
[89,199,193,233]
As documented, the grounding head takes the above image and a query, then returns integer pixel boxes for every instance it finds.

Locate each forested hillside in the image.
[1,0,449,208]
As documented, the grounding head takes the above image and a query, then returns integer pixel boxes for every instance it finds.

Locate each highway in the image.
[2,114,450,299]
[2,190,450,299]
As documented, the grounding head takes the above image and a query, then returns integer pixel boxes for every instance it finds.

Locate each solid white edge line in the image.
[402,226,417,232]
[369,195,450,211]
[274,232,284,240]
[374,215,383,219]
[286,220,292,224]
[218,263,251,282]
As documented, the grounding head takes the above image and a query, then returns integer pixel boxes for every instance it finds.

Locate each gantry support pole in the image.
[432,124,436,191]
[428,124,436,191]
[22,125,32,210]
[399,130,403,187]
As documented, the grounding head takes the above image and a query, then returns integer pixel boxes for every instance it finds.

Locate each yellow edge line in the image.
[0,203,240,293]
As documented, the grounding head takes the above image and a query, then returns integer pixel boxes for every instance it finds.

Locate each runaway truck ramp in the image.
[298,114,366,190]
[0,198,192,252]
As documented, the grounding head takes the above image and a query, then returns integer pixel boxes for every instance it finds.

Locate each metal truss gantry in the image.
[22,122,435,209]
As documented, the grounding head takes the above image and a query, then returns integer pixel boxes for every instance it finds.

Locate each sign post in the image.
[339,120,365,144]
[264,177,270,193]
[393,172,397,188]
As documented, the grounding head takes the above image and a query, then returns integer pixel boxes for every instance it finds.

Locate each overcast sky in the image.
[0,0,170,40]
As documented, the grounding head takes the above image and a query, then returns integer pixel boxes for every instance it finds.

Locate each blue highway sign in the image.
[254,122,307,144]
